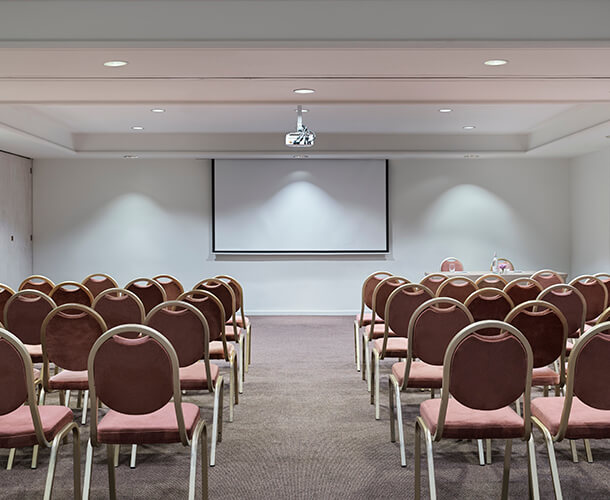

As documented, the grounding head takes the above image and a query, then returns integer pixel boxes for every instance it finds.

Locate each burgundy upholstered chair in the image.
[531,322,610,499]
[537,284,586,345]
[49,281,94,307]
[596,307,610,324]
[0,328,80,499]
[92,288,146,332]
[0,283,15,322]
[389,297,473,467]
[371,283,434,419]
[153,274,184,301]
[18,275,55,295]
[124,277,167,315]
[178,289,238,421]
[436,276,477,303]
[569,275,608,325]
[503,278,543,306]
[145,300,223,465]
[40,304,107,425]
[531,269,565,289]
[4,289,57,364]
[465,288,514,334]
[83,324,208,500]
[414,320,538,499]
[475,274,508,290]
[82,273,119,298]
[594,272,610,301]
[354,271,392,372]
[419,273,448,295]
[440,257,464,272]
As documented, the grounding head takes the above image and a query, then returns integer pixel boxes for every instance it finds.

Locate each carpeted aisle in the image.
[1,316,609,498]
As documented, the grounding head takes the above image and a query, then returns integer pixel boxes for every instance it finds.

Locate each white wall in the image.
[33,157,571,314]
[0,151,32,289]
[570,147,610,275]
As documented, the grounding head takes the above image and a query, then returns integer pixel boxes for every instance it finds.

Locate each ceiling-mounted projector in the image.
[285,105,316,148]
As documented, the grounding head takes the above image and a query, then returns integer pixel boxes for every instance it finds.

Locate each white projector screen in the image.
[212,159,388,253]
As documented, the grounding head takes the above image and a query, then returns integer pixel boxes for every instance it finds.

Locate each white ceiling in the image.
[1,1,610,160]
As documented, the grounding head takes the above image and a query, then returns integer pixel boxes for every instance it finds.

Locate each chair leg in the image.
[31,445,39,469]
[6,447,15,470]
[130,445,137,469]
[189,419,208,500]
[229,357,235,423]
[477,440,485,466]
[534,419,563,499]
[106,444,117,500]
[389,379,396,443]
[501,439,512,500]
[210,376,223,467]
[415,419,422,500]
[423,423,437,500]
[246,323,252,368]
[39,387,46,405]
[486,439,492,464]
[113,445,119,467]
[584,439,593,463]
[65,390,71,407]
[44,422,80,500]
[354,320,361,371]
[395,386,406,467]
[77,390,83,408]
[570,440,579,463]
[361,332,367,381]
[238,335,245,387]
[81,390,89,425]
[526,435,540,500]
[374,351,381,419]
[83,439,94,500]
[218,378,224,444]
[370,351,376,406]
[72,426,81,500]
[237,343,244,394]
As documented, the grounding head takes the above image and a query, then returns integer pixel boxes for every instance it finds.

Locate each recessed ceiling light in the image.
[150,108,165,113]
[103,60,128,67]
[123,155,139,159]
[131,126,144,130]
[464,154,480,159]
[484,59,508,66]
[293,154,309,159]
[295,108,309,112]
[463,125,476,130]
[439,108,453,113]
[293,88,315,94]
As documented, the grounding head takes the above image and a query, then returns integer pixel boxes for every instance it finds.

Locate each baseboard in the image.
[246,310,357,316]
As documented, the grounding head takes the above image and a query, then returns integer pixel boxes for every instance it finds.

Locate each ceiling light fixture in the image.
[462,125,476,130]
[295,108,309,113]
[293,88,315,94]
[103,60,128,67]
[464,154,480,159]
[439,108,453,113]
[131,126,144,130]
[123,155,139,159]
[293,154,309,159]
[484,59,508,66]
[285,105,316,148]
[150,108,165,113]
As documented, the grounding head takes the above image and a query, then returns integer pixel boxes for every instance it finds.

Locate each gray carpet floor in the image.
[1,315,609,499]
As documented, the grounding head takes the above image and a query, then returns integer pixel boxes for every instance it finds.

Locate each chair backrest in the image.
[474,274,508,290]
[419,273,448,295]
[440,257,464,272]
[464,288,514,332]
[434,321,533,441]
[594,273,610,301]
[569,275,608,322]
[537,284,586,339]
[215,275,247,323]
[92,288,146,332]
[41,304,107,376]
[82,273,119,298]
[18,275,55,295]
[360,272,393,315]
[596,307,610,324]
[4,290,57,345]
[0,283,15,321]
[505,300,568,371]
[531,269,565,289]
[436,276,477,303]
[153,275,184,301]
[88,325,189,446]
[494,257,514,272]
[125,278,167,314]
[371,276,410,322]
[383,283,434,338]
[178,290,225,344]
[503,278,543,306]
[556,322,610,440]
[49,281,94,307]
[193,278,236,324]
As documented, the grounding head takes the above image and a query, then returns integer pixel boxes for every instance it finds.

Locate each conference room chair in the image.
[362,276,409,391]
[493,257,514,272]
[435,276,477,303]
[531,270,565,289]
[145,301,224,466]
[92,288,146,331]
[503,278,543,306]
[83,325,208,500]
[440,257,463,272]
[569,275,608,325]
[474,273,508,290]
[596,307,610,324]
[18,275,55,295]
[537,284,587,351]
[178,289,238,422]
[414,321,538,500]
[354,271,392,372]
[153,274,185,301]
[49,281,94,307]
[82,273,119,298]
[594,272,610,299]
[194,278,244,392]
[389,297,473,467]
[419,273,448,295]
[530,322,610,500]
[465,288,514,332]
[371,283,434,420]
[0,283,15,320]
[40,304,107,429]
[0,328,81,500]
[215,275,253,370]
[125,277,167,314]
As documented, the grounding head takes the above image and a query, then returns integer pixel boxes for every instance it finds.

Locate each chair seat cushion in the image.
[356,311,383,326]
[224,328,244,342]
[26,344,43,363]
[48,369,88,390]
[373,337,407,358]
[179,361,220,390]
[391,361,443,388]
[531,396,610,439]
[532,367,560,386]
[0,405,73,448]
[33,368,41,381]
[97,402,200,444]
[209,340,235,359]
[367,323,396,340]
[420,398,524,439]
[227,316,250,329]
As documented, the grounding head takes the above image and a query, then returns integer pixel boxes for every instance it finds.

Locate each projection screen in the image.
[212,159,388,254]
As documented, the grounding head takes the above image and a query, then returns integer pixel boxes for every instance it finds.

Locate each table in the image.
[425,271,568,283]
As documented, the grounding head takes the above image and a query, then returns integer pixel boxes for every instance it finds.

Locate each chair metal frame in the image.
[124,277,168,313]
[474,274,508,290]
[569,275,608,323]
[18,275,56,294]
[419,273,448,295]
[503,278,543,305]
[153,274,185,300]
[91,287,147,327]
[435,276,477,302]
[49,281,95,306]
[81,273,119,297]
[531,270,565,288]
